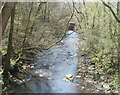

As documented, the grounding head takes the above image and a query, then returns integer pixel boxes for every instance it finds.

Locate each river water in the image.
[11,30,80,93]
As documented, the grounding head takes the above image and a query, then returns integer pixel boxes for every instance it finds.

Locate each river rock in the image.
[103,83,110,90]
[63,74,74,81]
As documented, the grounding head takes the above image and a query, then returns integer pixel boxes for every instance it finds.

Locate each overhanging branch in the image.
[101,0,120,23]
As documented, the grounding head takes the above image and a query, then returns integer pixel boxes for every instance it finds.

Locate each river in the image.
[11,30,80,93]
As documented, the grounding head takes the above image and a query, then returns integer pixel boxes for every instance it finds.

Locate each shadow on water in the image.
[11,30,80,93]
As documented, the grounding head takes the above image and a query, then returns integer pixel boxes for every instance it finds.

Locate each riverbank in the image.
[75,37,118,94]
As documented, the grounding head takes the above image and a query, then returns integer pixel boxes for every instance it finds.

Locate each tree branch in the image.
[16,32,71,54]
[73,4,85,19]
[101,0,120,23]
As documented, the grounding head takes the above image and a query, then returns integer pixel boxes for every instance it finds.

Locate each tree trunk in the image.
[22,3,33,48]
[0,2,17,43]
[92,14,95,29]
[43,4,47,22]
[30,3,42,33]
[117,1,120,94]
[3,5,15,86]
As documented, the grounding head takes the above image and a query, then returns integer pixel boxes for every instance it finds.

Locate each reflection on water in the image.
[11,31,80,93]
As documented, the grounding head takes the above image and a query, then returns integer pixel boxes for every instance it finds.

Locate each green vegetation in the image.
[77,2,120,93]
[0,1,120,94]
